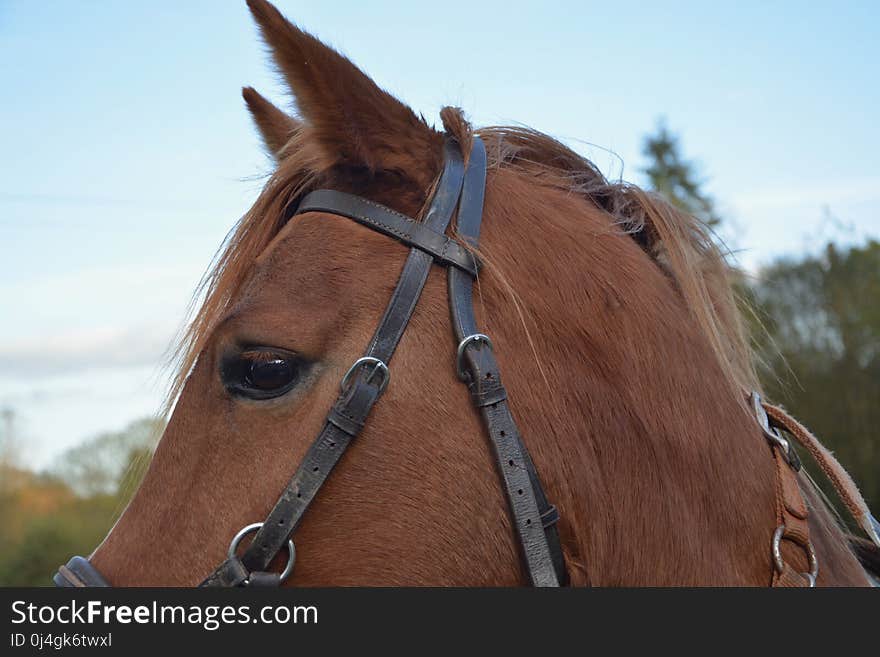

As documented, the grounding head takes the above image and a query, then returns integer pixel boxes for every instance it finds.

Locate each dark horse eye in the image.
[221,348,305,400]
[248,358,294,390]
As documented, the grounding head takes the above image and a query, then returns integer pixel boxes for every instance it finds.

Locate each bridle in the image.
[50,132,880,589]
[55,135,569,588]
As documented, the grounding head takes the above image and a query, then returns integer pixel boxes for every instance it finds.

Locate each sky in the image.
[1,1,878,467]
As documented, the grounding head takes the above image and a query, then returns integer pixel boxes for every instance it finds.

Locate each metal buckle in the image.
[750,392,801,471]
[456,333,493,381]
[341,356,390,394]
[228,522,296,584]
[772,524,818,587]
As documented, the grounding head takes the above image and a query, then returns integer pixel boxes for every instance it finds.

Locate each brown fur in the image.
[90,0,870,586]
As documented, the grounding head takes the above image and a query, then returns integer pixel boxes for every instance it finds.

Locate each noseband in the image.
[55,136,569,588]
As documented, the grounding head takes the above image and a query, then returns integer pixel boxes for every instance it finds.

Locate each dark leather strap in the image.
[201,139,466,587]
[448,137,567,587]
[522,446,568,584]
[53,556,110,588]
[297,190,478,276]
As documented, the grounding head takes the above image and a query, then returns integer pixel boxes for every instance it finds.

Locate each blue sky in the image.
[1,1,878,466]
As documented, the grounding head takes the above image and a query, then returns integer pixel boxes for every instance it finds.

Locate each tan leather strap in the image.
[771,448,815,587]
[775,561,814,588]
[750,392,816,587]
[764,401,880,546]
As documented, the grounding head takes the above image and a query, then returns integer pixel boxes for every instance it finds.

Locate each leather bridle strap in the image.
[449,137,566,587]
[296,189,478,276]
[201,139,466,587]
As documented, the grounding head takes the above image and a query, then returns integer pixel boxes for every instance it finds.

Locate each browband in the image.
[296,189,479,276]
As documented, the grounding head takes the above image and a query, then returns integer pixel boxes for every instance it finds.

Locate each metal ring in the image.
[456,334,493,381]
[228,522,296,583]
[340,356,390,394]
[772,524,818,587]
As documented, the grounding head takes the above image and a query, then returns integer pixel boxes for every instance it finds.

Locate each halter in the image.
[55,136,569,588]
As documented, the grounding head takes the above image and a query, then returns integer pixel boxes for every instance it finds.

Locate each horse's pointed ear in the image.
[246,0,441,180]
[242,86,300,160]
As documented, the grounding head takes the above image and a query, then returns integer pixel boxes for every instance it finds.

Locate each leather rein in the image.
[55,135,569,588]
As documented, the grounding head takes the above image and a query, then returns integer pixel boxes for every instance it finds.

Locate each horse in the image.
[56,0,879,587]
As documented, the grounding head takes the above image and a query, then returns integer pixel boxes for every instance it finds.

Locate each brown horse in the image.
[78,0,876,586]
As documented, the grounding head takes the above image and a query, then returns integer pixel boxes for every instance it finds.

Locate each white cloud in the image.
[0,322,177,378]
[0,260,203,376]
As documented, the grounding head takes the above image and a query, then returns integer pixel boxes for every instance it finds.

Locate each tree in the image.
[0,406,21,470]
[0,417,163,586]
[50,417,162,497]
[641,120,721,228]
[751,241,880,509]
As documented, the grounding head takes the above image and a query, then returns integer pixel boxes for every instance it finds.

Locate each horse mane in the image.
[470,120,759,398]
[165,111,758,418]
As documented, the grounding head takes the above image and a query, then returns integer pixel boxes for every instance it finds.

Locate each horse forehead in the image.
[257,210,379,259]
[247,210,408,300]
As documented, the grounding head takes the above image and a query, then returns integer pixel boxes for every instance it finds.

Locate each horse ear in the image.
[246,0,441,179]
[242,86,300,160]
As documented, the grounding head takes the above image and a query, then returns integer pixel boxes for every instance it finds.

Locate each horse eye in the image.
[248,359,294,390]
[222,349,305,400]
